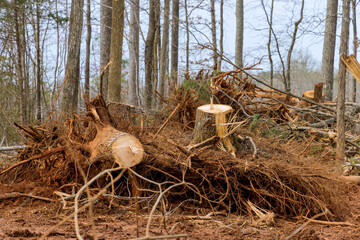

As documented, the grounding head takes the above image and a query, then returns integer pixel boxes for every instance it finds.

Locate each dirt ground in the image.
[0,179,359,240]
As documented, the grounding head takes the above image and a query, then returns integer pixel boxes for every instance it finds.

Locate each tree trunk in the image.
[61,0,84,114]
[185,0,189,72]
[261,0,274,87]
[108,0,125,103]
[14,0,26,124]
[351,0,357,102]
[337,0,350,162]
[100,0,112,99]
[210,0,217,69]
[285,0,304,93]
[218,0,224,70]
[144,0,157,108]
[152,0,161,107]
[35,0,41,121]
[235,0,244,69]
[322,0,338,101]
[85,0,91,97]
[128,0,140,106]
[159,0,170,101]
[170,0,179,91]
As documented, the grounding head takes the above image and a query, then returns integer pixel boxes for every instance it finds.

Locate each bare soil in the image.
[0,181,360,240]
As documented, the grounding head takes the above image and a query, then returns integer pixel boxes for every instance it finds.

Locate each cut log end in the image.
[111,134,144,168]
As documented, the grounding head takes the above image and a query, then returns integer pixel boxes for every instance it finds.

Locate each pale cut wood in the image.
[193,104,235,155]
[0,145,26,152]
[341,54,360,84]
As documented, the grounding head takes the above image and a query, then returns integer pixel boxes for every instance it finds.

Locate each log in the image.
[0,145,26,152]
[193,104,236,155]
[87,95,144,168]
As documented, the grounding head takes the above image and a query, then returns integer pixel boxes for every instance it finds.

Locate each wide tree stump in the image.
[87,95,144,168]
[193,104,236,155]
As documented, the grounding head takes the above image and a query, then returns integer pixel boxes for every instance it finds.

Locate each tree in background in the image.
[235,0,244,69]
[351,0,358,102]
[159,0,170,102]
[108,0,125,103]
[144,0,157,108]
[61,0,84,113]
[261,0,274,87]
[128,0,140,106]
[100,0,112,99]
[337,0,350,161]
[210,0,217,69]
[321,0,338,101]
[170,0,179,90]
[84,0,91,97]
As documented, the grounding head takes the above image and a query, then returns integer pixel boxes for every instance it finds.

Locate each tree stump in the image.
[193,104,236,155]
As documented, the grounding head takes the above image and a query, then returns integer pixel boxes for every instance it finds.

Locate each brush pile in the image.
[0,68,351,221]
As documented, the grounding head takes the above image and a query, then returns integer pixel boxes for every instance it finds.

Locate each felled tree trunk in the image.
[87,95,143,168]
[193,104,236,155]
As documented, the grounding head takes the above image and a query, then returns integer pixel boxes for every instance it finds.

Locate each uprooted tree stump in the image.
[87,95,144,168]
[193,104,236,155]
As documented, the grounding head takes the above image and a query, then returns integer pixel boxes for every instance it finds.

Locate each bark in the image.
[337,0,350,162]
[235,0,244,69]
[170,0,179,90]
[61,0,84,114]
[185,0,189,72]
[108,0,125,103]
[261,0,274,87]
[85,0,91,97]
[36,0,41,121]
[210,0,217,69]
[322,0,338,101]
[285,0,304,93]
[159,0,170,100]
[14,0,26,124]
[351,0,357,102]
[218,0,224,70]
[145,0,157,108]
[100,0,112,99]
[128,0,140,106]
[152,0,161,107]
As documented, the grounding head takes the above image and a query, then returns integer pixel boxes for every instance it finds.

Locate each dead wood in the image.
[0,192,53,202]
[0,146,66,176]
[0,145,26,152]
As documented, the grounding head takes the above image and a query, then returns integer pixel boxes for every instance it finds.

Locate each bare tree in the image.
[100,0,112,99]
[108,0,125,103]
[285,0,304,93]
[185,0,190,72]
[35,0,42,121]
[235,0,244,69]
[145,0,157,108]
[62,0,84,113]
[210,0,217,69]
[261,0,274,87]
[337,0,350,161]
[351,0,357,102]
[85,0,91,97]
[218,0,224,70]
[170,0,179,90]
[159,0,170,100]
[128,0,140,106]
[13,0,27,124]
[322,0,338,101]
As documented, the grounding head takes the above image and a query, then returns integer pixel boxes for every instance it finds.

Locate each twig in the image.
[246,136,257,158]
[0,145,26,152]
[285,210,328,240]
[0,146,66,176]
[154,103,181,139]
[0,192,53,202]
[186,136,219,151]
[74,166,123,240]
[39,169,127,240]
[302,217,355,226]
